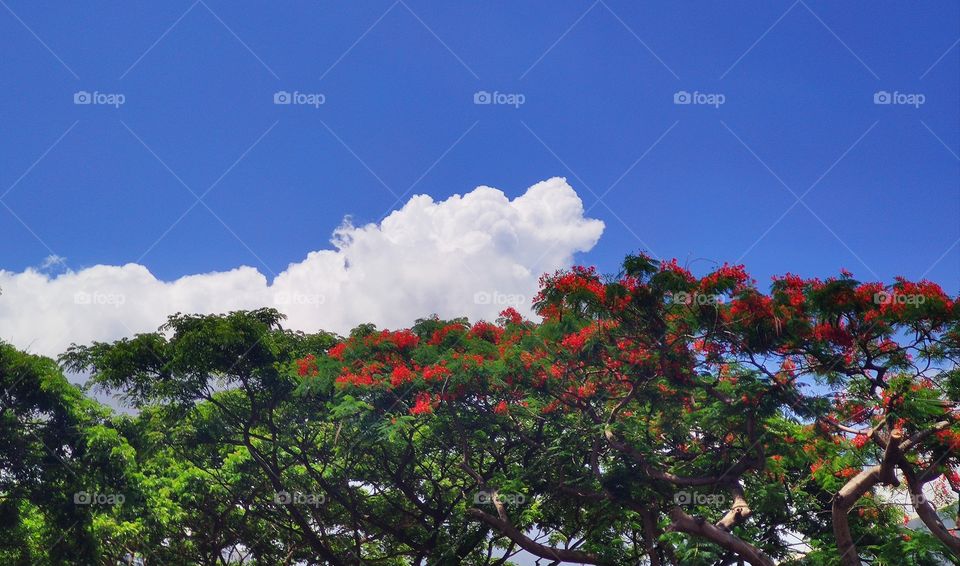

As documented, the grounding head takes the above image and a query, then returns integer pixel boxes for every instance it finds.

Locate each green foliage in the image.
[5,253,960,565]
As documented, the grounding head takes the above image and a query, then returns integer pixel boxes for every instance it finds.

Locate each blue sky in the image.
[1,1,958,338]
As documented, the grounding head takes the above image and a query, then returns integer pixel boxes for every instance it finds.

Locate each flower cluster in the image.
[296,354,319,377]
[305,253,959,508]
[410,392,434,415]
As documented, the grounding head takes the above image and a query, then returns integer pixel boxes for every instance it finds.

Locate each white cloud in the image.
[0,177,603,357]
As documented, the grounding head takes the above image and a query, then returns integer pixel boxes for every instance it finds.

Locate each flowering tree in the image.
[55,254,960,565]
[319,255,960,565]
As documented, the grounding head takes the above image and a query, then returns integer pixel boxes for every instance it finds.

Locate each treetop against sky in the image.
[3,253,948,564]
[1,2,957,363]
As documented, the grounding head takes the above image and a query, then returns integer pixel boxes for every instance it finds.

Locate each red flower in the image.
[453,353,485,368]
[935,429,960,451]
[383,329,419,350]
[429,323,465,346]
[493,400,509,414]
[541,400,561,414]
[296,354,318,377]
[576,381,597,399]
[498,307,524,325]
[469,321,504,344]
[336,371,374,388]
[728,293,773,321]
[410,392,433,415]
[660,259,695,282]
[811,322,853,348]
[390,364,414,387]
[561,328,591,352]
[328,343,347,360]
[534,266,606,309]
[701,263,750,291]
[422,364,451,382]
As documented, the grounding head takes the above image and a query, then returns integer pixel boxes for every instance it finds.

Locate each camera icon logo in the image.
[74,91,92,104]
[673,91,691,104]
[873,291,891,305]
[664,291,692,305]
[274,490,293,504]
[473,91,492,105]
[73,490,124,505]
[673,490,692,505]
[274,91,292,105]
[873,91,891,104]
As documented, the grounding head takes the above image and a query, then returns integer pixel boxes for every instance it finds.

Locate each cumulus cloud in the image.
[0,177,604,357]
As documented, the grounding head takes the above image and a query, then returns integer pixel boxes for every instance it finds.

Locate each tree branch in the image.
[833,429,903,566]
[899,460,960,558]
[667,507,774,566]
[716,481,752,531]
[465,506,606,564]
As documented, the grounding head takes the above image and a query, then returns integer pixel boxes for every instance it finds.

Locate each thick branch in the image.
[833,429,903,566]
[604,427,759,486]
[899,461,960,557]
[668,507,774,566]
[465,507,606,564]
[716,481,752,531]
[639,506,663,566]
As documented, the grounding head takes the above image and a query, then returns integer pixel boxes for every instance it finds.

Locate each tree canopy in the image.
[2,254,958,565]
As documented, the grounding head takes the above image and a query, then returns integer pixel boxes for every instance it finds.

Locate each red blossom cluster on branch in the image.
[290,253,960,565]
